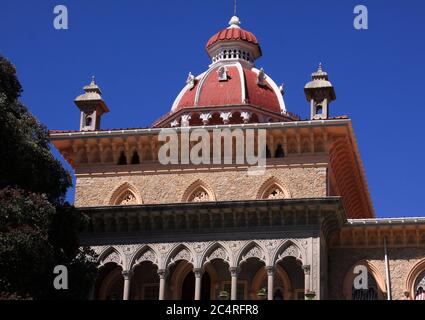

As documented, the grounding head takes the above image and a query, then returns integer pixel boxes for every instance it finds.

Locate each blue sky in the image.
[1,1,424,217]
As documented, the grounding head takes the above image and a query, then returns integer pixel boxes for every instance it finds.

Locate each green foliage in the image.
[0,55,98,299]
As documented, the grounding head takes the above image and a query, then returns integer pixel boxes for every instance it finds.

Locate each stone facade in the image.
[328,247,425,300]
[48,11,425,300]
[75,165,327,207]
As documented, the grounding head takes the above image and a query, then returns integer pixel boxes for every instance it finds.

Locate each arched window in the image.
[109,183,142,206]
[257,178,290,200]
[188,187,210,202]
[352,272,379,300]
[343,261,386,300]
[264,185,285,199]
[117,151,127,165]
[414,271,425,300]
[275,144,285,158]
[182,180,216,203]
[316,105,323,115]
[131,151,140,165]
[265,146,271,159]
[85,116,92,127]
[115,190,138,206]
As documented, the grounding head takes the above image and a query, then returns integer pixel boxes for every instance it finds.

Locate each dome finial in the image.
[91,75,96,85]
[229,1,240,29]
[228,15,241,28]
[318,63,323,73]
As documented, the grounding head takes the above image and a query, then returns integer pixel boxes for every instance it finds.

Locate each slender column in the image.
[302,265,311,298]
[158,269,168,300]
[229,267,240,300]
[266,266,275,300]
[194,268,203,301]
[122,270,133,300]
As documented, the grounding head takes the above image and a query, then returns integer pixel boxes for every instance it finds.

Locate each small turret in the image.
[304,63,336,120]
[74,76,109,131]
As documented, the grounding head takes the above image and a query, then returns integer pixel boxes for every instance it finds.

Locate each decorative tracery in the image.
[257,178,290,200]
[189,188,210,202]
[109,183,142,206]
[265,186,285,200]
[116,191,137,205]
[414,270,425,300]
[182,180,215,203]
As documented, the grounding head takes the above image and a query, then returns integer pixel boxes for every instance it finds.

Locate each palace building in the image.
[50,15,425,300]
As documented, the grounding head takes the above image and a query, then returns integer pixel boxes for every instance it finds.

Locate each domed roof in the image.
[205,16,262,61]
[206,25,259,50]
[153,16,296,128]
[171,63,285,114]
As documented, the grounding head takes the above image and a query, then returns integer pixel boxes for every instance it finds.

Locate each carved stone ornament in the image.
[173,249,193,263]
[229,241,243,252]
[135,250,157,265]
[257,68,267,86]
[101,251,121,266]
[186,72,195,89]
[207,247,229,263]
[241,111,251,124]
[200,113,212,125]
[266,187,285,200]
[242,246,264,262]
[192,242,209,253]
[118,192,137,205]
[190,189,209,202]
[181,114,192,127]
[264,240,280,251]
[120,245,138,256]
[157,243,174,254]
[220,112,233,125]
[278,245,300,261]
[93,246,109,256]
[218,66,228,81]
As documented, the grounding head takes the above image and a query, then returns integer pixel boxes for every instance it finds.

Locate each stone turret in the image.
[74,76,109,131]
[304,64,336,120]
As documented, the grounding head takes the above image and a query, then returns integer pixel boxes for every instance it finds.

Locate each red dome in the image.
[172,63,285,114]
[206,27,259,50]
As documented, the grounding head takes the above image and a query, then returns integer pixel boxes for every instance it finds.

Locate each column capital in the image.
[265,266,275,276]
[122,270,133,280]
[229,267,240,277]
[158,269,169,280]
[193,268,204,278]
[302,265,311,275]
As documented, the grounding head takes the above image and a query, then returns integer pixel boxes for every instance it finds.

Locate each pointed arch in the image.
[200,242,230,268]
[405,258,425,300]
[109,182,142,206]
[182,179,216,203]
[236,241,266,266]
[165,244,195,269]
[98,246,124,269]
[256,177,291,200]
[129,245,159,270]
[273,240,305,265]
[342,260,386,300]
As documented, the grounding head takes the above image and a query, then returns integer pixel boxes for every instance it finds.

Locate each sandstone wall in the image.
[74,165,327,207]
[328,247,425,300]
